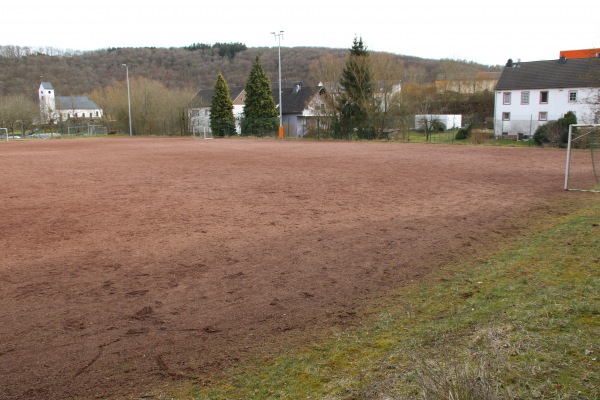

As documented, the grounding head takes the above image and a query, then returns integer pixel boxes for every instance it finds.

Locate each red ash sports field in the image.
[0,138,577,399]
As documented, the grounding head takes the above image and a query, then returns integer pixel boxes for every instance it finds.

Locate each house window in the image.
[521,91,530,104]
[540,91,549,104]
[503,92,511,105]
[539,112,548,121]
[502,112,510,121]
[569,91,577,102]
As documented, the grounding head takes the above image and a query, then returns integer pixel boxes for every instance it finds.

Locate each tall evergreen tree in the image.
[210,72,236,136]
[241,56,278,136]
[336,36,375,138]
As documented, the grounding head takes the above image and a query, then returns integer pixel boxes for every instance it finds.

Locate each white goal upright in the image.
[192,126,213,140]
[0,128,7,142]
[564,124,600,192]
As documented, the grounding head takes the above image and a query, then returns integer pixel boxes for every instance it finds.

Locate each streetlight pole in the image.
[271,31,284,139]
[122,64,133,136]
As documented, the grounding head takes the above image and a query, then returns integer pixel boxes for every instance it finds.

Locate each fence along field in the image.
[0,137,583,399]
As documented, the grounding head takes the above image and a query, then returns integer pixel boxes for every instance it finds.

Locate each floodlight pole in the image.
[271,30,284,139]
[122,64,133,136]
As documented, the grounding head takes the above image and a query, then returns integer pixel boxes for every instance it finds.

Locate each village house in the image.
[277,82,329,137]
[188,86,245,135]
[188,82,331,137]
[494,56,600,138]
[436,72,500,94]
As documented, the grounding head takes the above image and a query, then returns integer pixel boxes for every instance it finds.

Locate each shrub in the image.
[455,124,472,140]
[455,128,468,140]
[533,111,577,147]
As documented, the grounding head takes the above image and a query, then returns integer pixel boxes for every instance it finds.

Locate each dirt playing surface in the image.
[0,138,578,399]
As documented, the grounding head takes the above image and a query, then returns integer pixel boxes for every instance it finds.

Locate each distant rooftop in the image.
[56,96,100,110]
[495,57,600,90]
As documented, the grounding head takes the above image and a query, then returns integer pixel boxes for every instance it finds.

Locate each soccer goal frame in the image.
[192,126,213,140]
[67,125,108,136]
[0,128,7,142]
[564,124,600,192]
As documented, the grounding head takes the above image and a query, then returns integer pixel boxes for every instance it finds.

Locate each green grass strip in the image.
[172,198,599,400]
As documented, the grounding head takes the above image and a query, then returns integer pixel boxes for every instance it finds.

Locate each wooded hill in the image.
[0,44,500,100]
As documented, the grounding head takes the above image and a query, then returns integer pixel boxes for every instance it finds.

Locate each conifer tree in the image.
[210,72,236,136]
[241,56,278,136]
[336,37,375,138]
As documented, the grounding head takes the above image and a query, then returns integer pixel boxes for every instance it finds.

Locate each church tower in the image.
[39,82,57,122]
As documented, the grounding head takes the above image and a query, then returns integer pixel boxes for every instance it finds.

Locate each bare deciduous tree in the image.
[0,94,38,134]
[90,77,194,135]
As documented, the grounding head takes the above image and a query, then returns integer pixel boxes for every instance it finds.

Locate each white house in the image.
[280,82,327,137]
[436,72,500,94]
[494,57,600,138]
[39,82,103,123]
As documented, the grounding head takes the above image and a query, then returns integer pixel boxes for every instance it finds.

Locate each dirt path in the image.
[0,138,577,399]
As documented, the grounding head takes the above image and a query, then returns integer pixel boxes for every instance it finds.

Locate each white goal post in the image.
[192,126,213,140]
[564,124,600,192]
[0,128,7,142]
[67,125,108,136]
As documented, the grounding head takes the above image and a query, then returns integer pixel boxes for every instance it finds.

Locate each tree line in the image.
[0,44,499,98]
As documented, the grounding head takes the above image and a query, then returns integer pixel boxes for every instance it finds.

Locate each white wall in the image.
[59,109,103,121]
[415,115,462,130]
[494,87,598,136]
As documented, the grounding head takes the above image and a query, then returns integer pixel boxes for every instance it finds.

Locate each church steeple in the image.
[39,82,56,122]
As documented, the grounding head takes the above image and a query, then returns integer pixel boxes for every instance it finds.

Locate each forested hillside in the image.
[0,44,500,99]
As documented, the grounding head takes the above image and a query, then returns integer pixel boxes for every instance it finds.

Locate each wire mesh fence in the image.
[1,114,505,146]
[211,115,492,144]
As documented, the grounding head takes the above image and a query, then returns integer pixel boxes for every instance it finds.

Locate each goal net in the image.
[67,125,108,136]
[0,128,7,142]
[192,126,213,140]
[564,124,600,192]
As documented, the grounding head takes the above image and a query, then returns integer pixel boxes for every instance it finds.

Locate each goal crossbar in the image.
[564,124,600,192]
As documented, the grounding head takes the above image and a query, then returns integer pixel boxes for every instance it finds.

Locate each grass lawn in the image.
[165,197,600,399]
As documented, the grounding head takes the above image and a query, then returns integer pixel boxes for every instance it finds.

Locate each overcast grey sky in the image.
[3,0,599,66]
